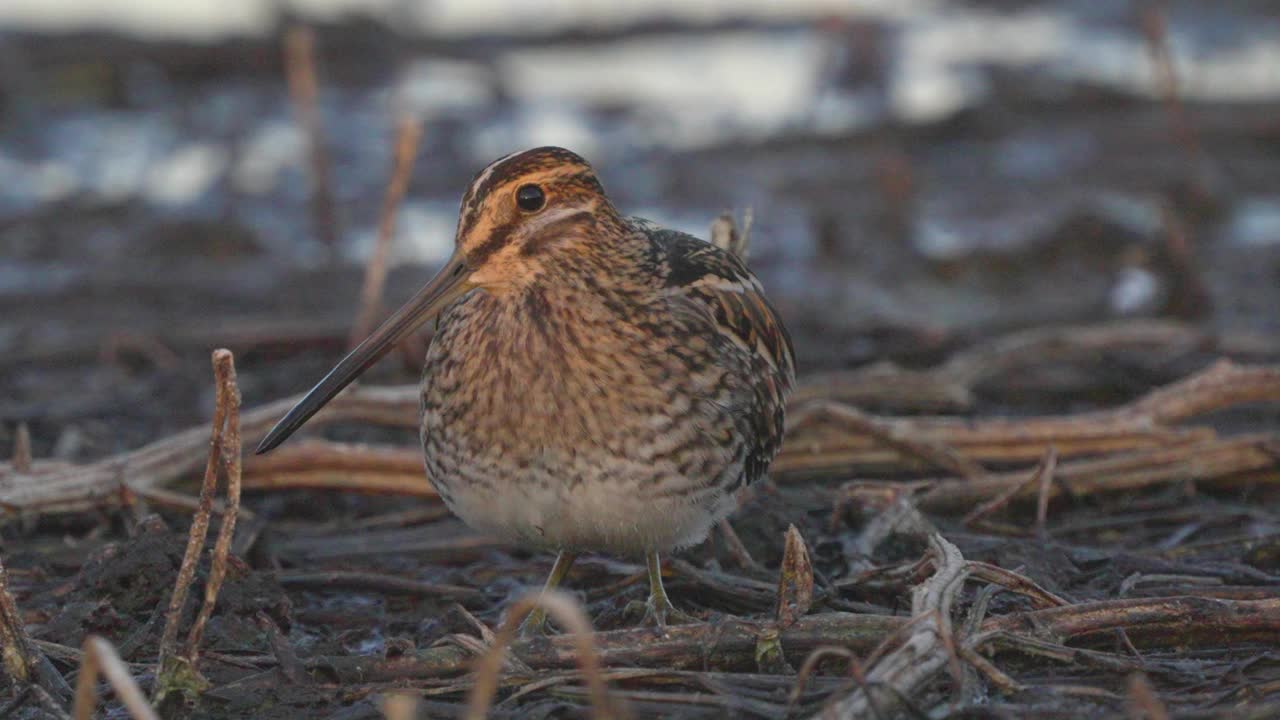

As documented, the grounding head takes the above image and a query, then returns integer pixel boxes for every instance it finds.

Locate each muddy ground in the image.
[2,4,1280,719]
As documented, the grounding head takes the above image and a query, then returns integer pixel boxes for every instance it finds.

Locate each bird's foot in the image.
[517,607,550,638]
[625,595,696,633]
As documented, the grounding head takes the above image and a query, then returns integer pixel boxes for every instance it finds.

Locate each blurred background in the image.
[2,1,1279,457]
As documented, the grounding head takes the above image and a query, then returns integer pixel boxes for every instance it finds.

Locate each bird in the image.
[256,146,795,632]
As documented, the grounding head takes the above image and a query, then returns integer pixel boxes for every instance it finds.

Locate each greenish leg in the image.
[642,550,693,629]
[518,550,577,637]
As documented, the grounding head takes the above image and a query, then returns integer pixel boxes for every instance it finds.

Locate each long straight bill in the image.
[255,252,473,454]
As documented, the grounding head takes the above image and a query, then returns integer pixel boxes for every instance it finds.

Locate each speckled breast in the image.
[415,288,751,554]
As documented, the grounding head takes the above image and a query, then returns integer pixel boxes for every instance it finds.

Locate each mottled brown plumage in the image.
[258,146,795,629]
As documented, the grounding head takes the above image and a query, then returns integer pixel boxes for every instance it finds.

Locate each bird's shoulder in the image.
[631,218,796,388]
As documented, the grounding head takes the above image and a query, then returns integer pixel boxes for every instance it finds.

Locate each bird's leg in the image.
[517,550,577,637]
[640,550,694,630]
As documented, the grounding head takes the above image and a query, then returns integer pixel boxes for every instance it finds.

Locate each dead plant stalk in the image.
[465,589,624,720]
[154,349,242,701]
[350,114,422,346]
[73,636,158,720]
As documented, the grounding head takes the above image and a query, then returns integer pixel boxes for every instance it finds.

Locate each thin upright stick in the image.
[73,636,159,720]
[11,422,31,472]
[184,350,242,662]
[465,590,623,720]
[350,115,423,346]
[155,349,239,699]
[285,25,340,262]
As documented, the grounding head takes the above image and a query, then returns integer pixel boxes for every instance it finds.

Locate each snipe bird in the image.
[257,147,795,630]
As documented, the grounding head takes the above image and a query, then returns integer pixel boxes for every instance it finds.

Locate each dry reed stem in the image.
[1034,445,1057,539]
[965,562,1069,609]
[0,385,416,513]
[350,114,423,346]
[788,646,865,708]
[792,319,1240,411]
[24,685,71,720]
[918,434,1278,512]
[10,422,31,472]
[1140,2,1203,165]
[848,489,935,563]
[276,570,481,600]
[4,356,1276,515]
[959,644,1024,694]
[247,611,303,685]
[464,589,623,720]
[716,519,763,572]
[124,484,248,520]
[243,441,434,496]
[789,400,992,481]
[72,636,158,720]
[155,349,238,700]
[305,590,1278,684]
[183,351,241,662]
[783,360,1280,474]
[980,595,1280,645]
[814,534,968,719]
[284,25,339,260]
[962,446,1056,527]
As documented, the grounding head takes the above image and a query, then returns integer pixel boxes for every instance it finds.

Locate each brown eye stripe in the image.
[466,219,518,266]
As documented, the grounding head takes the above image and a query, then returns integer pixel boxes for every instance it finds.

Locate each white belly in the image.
[428,448,739,557]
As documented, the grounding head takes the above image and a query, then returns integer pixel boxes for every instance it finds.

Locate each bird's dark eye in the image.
[516,184,546,212]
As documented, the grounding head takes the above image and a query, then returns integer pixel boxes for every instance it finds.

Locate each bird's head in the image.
[256,146,614,453]
[454,146,616,291]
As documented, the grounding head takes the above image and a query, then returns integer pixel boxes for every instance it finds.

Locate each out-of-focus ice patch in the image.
[46,114,173,202]
[396,60,496,116]
[913,219,967,261]
[996,130,1094,181]
[914,200,1062,260]
[811,91,881,136]
[416,0,935,36]
[1090,195,1163,238]
[0,153,79,212]
[1063,26,1280,101]
[288,0,402,23]
[232,122,305,195]
[0,263,82,296]
[497,32,830,147]
[144,142,228,206]
[238,204,318,263]
[0,0,935,39]
[1229,199,1280,247]
[892,9,1068,122]
[1179,40,1280,100]
[0,0,268,39]
[892,64,982,123]
[469,107,601,166]
[346,201,458,267]
[1110,267,1160,316]
[395,202,459,265]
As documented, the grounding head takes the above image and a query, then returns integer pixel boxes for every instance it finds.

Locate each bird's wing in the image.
[642,222,796,486]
